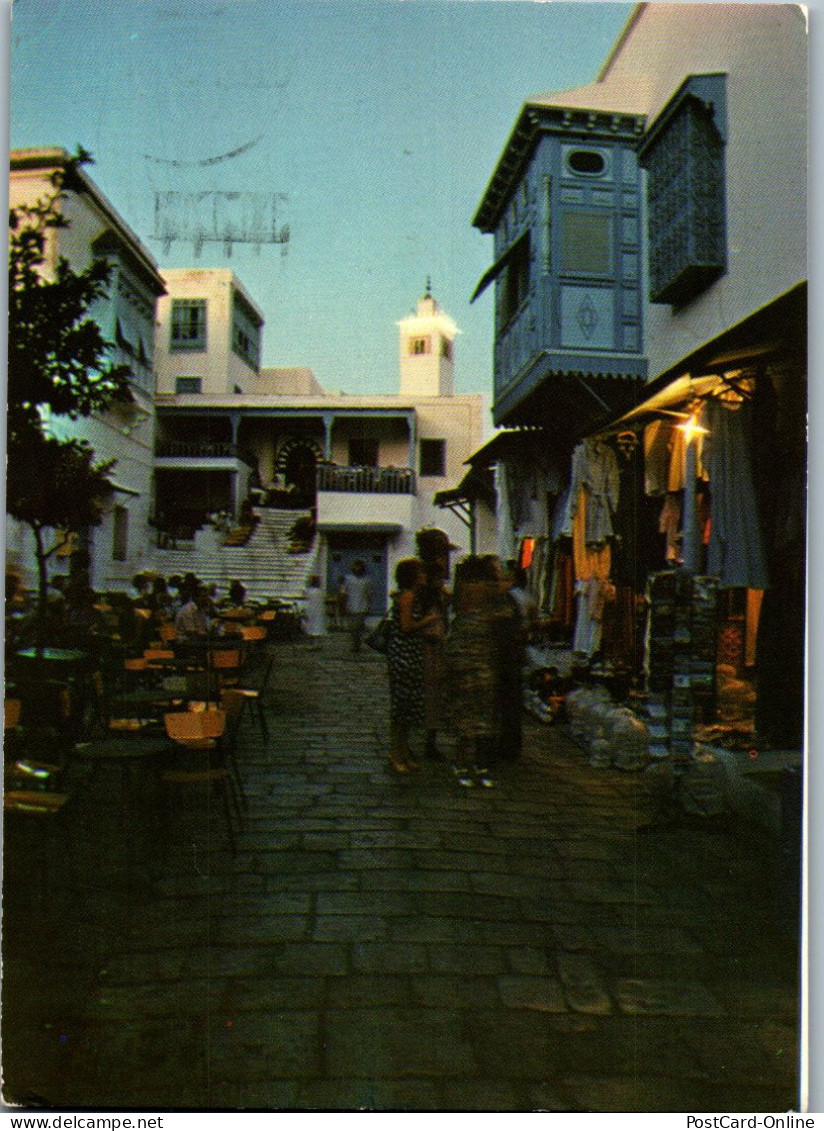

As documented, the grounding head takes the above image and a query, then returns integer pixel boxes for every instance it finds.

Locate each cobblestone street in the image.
[2,634,802,1113]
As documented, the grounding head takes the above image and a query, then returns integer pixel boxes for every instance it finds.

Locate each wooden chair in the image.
[227,648,276,742]
[161,709,240,850]
[210,648,242,688]
[219,689,250,808]
[3,788,71,909]
[240,624,267,642]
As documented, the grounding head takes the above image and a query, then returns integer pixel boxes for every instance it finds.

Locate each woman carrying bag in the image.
[385,558,440,774]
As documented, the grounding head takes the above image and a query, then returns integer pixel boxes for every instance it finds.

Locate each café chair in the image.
[160,709,241,851]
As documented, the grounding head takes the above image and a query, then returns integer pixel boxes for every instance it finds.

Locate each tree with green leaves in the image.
[7,149,132,636]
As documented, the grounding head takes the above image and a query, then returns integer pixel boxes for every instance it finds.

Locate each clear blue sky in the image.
[10,1,632,400]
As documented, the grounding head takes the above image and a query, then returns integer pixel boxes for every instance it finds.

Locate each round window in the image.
[568,150,606,176]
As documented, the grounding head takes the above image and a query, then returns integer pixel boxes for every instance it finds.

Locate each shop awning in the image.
[434,465,495,508]
[470,231,530,303]
[596,281,806,433]
[464,428,547,469]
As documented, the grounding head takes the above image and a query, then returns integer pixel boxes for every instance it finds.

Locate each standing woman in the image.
[415,528,455,760]
[386,558,440,774]
[446,555,515,787]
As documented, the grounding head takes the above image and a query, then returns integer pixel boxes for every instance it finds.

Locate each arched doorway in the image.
[273,436,323,509]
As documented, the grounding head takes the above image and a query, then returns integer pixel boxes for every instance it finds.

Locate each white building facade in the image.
[152,274,485,610]
[7,149,167,592]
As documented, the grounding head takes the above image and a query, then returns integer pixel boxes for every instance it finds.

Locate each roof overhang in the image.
[473,103,646,234]
[10,148,166,294]
[493,352,645,439]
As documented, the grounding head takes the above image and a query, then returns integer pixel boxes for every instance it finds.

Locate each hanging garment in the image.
[703,399,770,589]
[572,575,614,659]
[547,545,575,630]
[659,492,683,563]
[494,462,518,564]
[567,439,620,546]
[643,420,672,497]
[571,488,612,582]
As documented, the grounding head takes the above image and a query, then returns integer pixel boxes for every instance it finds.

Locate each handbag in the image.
[365,612,391,654]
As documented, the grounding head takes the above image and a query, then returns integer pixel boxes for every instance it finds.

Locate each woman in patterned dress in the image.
[386,558,440,774]
[446,555,517,787]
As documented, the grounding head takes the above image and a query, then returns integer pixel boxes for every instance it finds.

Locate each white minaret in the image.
[397,279,457,397]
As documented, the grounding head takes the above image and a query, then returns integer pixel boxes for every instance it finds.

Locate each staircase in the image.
[151,508,319,603]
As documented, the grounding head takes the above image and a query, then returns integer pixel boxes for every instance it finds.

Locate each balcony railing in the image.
[155,440,256,466]
[317,464,416,495]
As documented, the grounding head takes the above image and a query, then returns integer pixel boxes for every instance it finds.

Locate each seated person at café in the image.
[129,572,152,606]
[175,584,213,643]
[149,575,175,620]
[227,579,246,607]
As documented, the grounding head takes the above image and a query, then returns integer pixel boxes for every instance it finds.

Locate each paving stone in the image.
[270,943,350,977]
[206,1010,321,1079]
[472,872,561,897]
[360,869,473,893]
[550,924,595,951]
[711,981,799,1021]
[498,975,568,1012]
[349,830,442,850]
[556,953,613,1014]
[92,980,222,1020]
[408,975,501,1010]
[463,1011,569,1080]
[614,978,724,1016]
[337,849,416,870]
[204,1080,301,1109]
[222,976,326,1011]
[589,924,704,954]
[213,914,310,944]
[324,1008,478,1078]
[508,947,555,975]
[352,942,430,974]
[313,915,389,942]
[683,1019,800,1084]
[474,920,554,947]
[559,1073,706,1113]
[439,1079,523,1111]
[296,1077,442,1111]
[325,974,410,1007]
[427,944,509,976]
[97,949,189,985]
[386,915,462,943]
[264,870,360,892]
[523,1081,581,1112]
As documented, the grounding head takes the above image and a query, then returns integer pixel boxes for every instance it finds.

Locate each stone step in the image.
[150,507,319,601]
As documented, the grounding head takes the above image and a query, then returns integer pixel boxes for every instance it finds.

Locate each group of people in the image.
[4,569,255,660]
[382,529,532,789]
